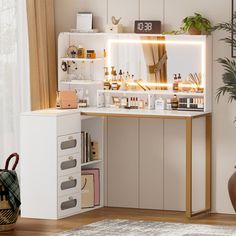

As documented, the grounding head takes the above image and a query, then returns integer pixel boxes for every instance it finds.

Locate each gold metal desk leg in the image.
[206,114,212,211]
[186,117,193,218]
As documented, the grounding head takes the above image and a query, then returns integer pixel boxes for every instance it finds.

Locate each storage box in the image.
[76,13,92,32]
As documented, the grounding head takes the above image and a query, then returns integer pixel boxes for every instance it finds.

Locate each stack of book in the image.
[81,132,99,164]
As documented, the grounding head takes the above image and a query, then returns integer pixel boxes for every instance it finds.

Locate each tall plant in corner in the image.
[215,13,236,105]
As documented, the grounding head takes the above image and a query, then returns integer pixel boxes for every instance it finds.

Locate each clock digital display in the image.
[134,20,161,34]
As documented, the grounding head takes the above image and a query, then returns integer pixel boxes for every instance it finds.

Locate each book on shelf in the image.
[81,132,99,164]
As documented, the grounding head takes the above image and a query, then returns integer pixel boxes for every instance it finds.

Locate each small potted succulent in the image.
[165,13,212,35]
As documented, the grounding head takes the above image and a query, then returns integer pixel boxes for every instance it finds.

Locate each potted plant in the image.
[214,13,236,212]
[165,13,212,35]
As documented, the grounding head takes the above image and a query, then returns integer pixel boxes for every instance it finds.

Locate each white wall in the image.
[54,0,236,214]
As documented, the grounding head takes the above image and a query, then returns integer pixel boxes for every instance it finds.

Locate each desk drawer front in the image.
[58,173,80,197]
[58,133,80,156]
[58,154,80,177]
[58,193,80,218]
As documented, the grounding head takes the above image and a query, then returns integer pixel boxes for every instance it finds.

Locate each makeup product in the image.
[166,99,172,110]
[111,70,118,90]
[86,50,96,59]
[78,99,87,108]
[112,96,121,108]
[84,89,90,107]
[155,98,165,110]
[171,95,178,110]
[173,74,179,92]
[121,97,128,108]
[78,45,85,58]
[104,67,111,90]
[178,97,204,111]
[138,99,145,109]
[177,73,182,92]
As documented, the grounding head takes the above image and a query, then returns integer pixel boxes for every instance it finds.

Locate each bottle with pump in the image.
[119,69,126,90]
[173,74,178,92]
[177,73,182,92]
[171,94,178,110]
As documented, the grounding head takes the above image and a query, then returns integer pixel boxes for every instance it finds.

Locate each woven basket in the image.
[0,183,19,231]
[0,153,20,231]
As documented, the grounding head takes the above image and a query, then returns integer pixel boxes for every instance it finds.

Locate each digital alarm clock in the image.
[134,20,161,34]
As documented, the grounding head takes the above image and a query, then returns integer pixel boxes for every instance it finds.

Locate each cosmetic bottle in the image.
[173,74,179,92]
[121,97,128,108]
[119,69,125,91]
[171,94,178,110]
[111,70,119,90]
[138,99,145,109]
[84,89,90,107]
[104,67,110,90]
[166,99,172,110]
[177,73,182,92]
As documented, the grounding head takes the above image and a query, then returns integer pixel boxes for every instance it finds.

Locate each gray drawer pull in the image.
[61,198,77,210]
[60,159,77,170]
[60,139,77,150]
[61,179,77,190]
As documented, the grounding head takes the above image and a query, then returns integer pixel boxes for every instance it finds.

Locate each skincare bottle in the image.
[111,70,119,90]
[177,73,182,92]
[121,97,128,108]
[119,70,126,91]
[84,89,90,107]
[166,99,172,110]
[173,74,179,92]
[138,99,145,109]
[171,94,178,110]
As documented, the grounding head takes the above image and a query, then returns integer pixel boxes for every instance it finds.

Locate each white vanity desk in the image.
[79,107,212,218]
[21,107,211,219]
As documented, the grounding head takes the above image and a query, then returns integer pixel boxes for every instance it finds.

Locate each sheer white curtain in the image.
[0,0,30,167]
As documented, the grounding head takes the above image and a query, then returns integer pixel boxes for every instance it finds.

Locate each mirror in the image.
[108,35,203,89]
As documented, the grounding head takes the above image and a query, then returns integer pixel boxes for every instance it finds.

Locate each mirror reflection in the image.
[108,35,203,92]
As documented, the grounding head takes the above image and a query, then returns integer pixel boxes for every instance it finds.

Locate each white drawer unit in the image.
[58,153,80,177]
[21,110,81,219]
[58,173,81,197]
[58,133,81,156]
[58,193,81,218]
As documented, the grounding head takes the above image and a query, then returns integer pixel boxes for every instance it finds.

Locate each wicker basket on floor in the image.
[0,153,20,231]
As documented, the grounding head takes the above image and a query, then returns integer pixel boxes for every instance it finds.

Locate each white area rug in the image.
[55,219,236,236]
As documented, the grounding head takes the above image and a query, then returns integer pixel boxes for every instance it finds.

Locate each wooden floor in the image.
[2,207,236,236]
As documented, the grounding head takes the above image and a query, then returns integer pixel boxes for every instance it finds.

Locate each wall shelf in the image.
[60,57,104,62]
[81,160,102,167]
[97,90,204,97]
[61,80,102,85]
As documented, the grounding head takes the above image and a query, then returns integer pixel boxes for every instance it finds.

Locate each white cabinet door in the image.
[139,118,164,210]
[164,120,186,211]
[107,117,139,208]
